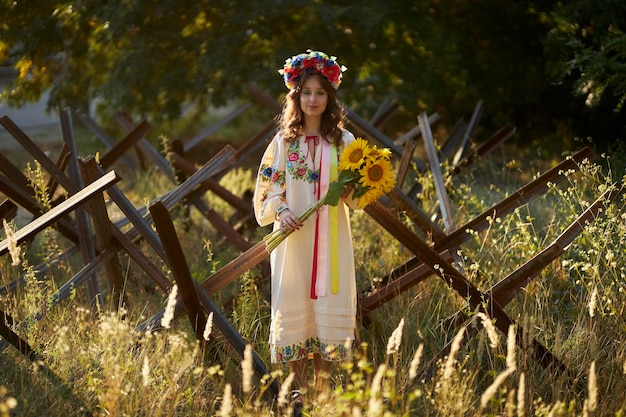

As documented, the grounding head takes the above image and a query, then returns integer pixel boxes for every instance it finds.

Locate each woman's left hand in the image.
[279,209,303,232]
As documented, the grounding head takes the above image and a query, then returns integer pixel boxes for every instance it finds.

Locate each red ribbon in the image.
[310,148,322,299]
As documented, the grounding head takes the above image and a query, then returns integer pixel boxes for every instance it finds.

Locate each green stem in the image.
[263,197,328,253]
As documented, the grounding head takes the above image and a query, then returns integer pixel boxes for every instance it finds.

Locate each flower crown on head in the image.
[278,49,347,90]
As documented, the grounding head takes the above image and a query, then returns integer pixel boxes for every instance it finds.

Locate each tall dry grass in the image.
[0,143,624,416]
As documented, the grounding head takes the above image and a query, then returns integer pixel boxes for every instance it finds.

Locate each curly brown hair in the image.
[277,73,347,146]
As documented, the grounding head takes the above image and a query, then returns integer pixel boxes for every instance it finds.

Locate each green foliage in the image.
[546,1,626,112]
[3,0,625,147]
[543,1,626,149]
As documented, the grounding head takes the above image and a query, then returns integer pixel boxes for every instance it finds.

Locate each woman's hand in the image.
[279,209,303,232]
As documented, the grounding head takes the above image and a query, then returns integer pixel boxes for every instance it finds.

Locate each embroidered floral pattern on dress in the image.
[286,141,319,184]
[271,337,347,363]
[258,163,287,220]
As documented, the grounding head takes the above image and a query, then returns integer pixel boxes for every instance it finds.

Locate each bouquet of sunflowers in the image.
[264,138,395,252]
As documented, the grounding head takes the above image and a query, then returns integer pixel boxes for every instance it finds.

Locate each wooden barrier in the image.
[0,92,616,399]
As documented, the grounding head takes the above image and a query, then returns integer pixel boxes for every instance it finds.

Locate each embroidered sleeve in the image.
[253,134,289,226]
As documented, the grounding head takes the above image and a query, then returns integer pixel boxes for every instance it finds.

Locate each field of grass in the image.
[0,131,625,416]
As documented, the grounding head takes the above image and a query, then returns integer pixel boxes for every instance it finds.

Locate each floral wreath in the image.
[278,49,347,90]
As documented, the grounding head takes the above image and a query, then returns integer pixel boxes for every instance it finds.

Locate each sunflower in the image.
[359,158,395,192]
[339,138,370,171]
[367,145,392,162]
[357,188,382,208]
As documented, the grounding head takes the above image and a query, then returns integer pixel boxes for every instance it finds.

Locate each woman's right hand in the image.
[279,209,303,232]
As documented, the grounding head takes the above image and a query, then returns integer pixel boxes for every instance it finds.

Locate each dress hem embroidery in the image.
[270,337,351,363]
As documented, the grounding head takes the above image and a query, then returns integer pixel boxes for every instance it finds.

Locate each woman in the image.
[253,50,357,397]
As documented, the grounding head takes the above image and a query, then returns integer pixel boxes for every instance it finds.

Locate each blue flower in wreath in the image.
[309,171,319,182]
[262,167,273,178]
[284,346,293,357]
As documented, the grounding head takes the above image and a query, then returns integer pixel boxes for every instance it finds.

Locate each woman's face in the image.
[299,75,328,120]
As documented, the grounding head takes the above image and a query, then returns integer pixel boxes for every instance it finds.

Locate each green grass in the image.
[1,138,625,416]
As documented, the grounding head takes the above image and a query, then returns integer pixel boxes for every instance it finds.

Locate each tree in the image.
[544,0,626,148]
[1,0,623,147]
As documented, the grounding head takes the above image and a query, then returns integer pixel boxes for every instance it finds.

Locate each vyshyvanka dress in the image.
[253,129,357,363]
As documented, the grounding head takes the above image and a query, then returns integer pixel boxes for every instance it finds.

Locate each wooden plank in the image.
[99,120,152,170]
[442,147,594,248]
[364,200,567,374]
[113,113,175,180]
[365,147,594,307]
[111,226,173,292]
[0,308,41,361]
[369,98,399,129]
[0,248,117,354]
[370,96,395,125]
[0,115,77,193]
[169,152,252,215]
[200,241,268,295]
[395,137,417,189]
[158,146,236,210]
[359,250,454,314]
[386,188,447,242]
[74,108,136,171]
[189,194,255,252]
[0,151,31,190]
[106,145,236,237]
[103,183,167,260]
[346,109,404,156]
[81,157,126,308]
[0,245,80,296]
[134,260,280,397]
[247,83,282,114]
[232,120,275,165]
[147,200,279,395]
[150,200,207,340]
[442,184,623,331]
[0,141,78,240]
[96,146,237,291]
[59,107,103,310]
[394,112,440,146]
[0,200,17,222]
[451,100,483,167]
[183,102,253,153]
[0,174,79,243]
[452,124,516,173]
[0,170,119,257]
[440,118,468,159]
[94,148,241,295]
[46,249,117,310]
[195,288,280,396]
[418,111,455,233]
[421,185,622,381]
[492,184,622,305]
[46,143,71,200]
[347,108,429,173]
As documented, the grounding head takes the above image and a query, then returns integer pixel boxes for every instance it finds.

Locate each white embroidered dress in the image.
[253,129,357,363]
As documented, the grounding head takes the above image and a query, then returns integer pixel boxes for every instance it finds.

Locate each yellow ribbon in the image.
[330,145,339,293]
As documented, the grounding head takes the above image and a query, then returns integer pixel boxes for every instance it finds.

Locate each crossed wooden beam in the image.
[0,111,279,396]
[1,95,616,401]
[358,113,621,381]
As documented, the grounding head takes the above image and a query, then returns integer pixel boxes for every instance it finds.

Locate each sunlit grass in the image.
[0,143,625,416]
